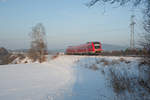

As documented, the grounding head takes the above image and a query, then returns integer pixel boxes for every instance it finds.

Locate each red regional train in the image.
[66,41,103,55]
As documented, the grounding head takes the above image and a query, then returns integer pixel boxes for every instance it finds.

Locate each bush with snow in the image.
[75,56,150,100]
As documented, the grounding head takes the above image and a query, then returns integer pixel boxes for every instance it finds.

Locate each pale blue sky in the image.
[0,0,143,50]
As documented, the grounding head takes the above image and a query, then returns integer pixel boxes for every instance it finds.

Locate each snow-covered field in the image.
[0,55,149,100]
[0,56,75,100]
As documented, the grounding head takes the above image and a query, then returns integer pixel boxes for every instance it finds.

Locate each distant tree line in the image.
[101,48,148,56]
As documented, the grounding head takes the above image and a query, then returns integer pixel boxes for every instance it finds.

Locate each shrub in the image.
[2,54,12,64]
[0,47,14,65]
[0,47,9,56]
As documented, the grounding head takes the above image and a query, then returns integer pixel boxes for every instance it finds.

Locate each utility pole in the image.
[130,15,136,49]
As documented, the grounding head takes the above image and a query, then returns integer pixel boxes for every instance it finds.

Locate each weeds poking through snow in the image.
[119,58,131,64]
[95,57,101,64]
[119,58,126,62]
[51,54,59,60]
[125,61,131,64]
[109,68,132,94]
[138,79,150,93]
[100,58,120,66]
[101,69,105,75]
[99,58,110,66]
[103,61,110,66]
[107,65,150,100]
[138,65,150,94]
[111,60,120,65]
[100,58,131,67]
[89,64,99,71]
[100,58,107,63]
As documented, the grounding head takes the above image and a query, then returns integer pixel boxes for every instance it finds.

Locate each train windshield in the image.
[93,42,100,49]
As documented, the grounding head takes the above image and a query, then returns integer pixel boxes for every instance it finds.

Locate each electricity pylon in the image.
[130,15,136,49]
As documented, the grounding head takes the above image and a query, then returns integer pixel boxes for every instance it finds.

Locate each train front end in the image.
[92,42,103,54]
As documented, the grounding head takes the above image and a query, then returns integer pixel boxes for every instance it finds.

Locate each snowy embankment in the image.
[0,56,78,100]
[0,55,149,100]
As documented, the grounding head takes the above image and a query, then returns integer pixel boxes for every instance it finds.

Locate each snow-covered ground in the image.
[0,55,149,100]
[0,56,76,100]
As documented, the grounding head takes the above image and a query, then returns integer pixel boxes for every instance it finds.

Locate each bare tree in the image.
[28,23,47,63]
[88,0,147,7]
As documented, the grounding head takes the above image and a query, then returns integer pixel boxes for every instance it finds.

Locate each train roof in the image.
[86,41,101,44]
[67,41,102,49]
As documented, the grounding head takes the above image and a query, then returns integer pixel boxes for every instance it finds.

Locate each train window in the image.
[93,42,100,44]
[95,46,100,49]
[94,42,100,49]
[94,44,100,46]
